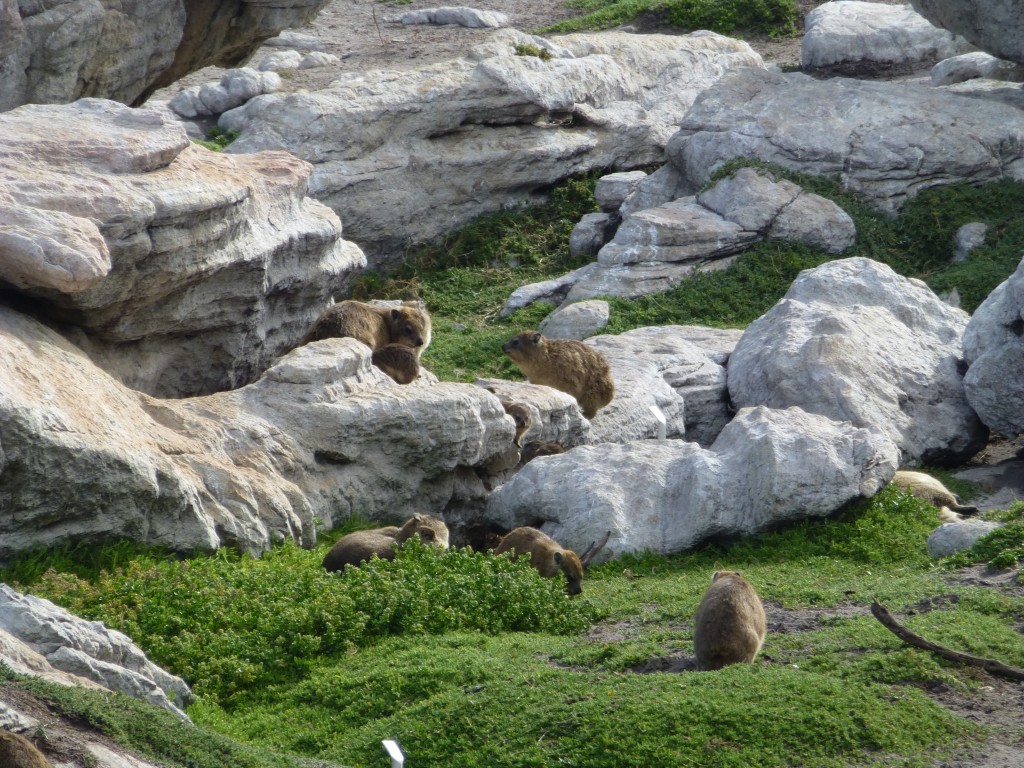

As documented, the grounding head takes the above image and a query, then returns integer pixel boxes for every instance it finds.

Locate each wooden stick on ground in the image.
[870,601,1024,682]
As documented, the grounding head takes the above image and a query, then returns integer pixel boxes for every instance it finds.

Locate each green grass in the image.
[5,490,1023,767]
[539,0,799,37]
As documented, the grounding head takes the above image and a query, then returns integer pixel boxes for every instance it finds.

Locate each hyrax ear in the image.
[553,551,564,565]
[531,332,542,344]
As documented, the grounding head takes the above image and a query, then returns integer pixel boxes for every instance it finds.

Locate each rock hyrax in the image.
[692,570,767,671]
[371,343,421,384]
[889,471,980,516]
[300,299,432,357]
[0,730,52,768]
[494,526,584,595]
[499,399,534,446]
[502,330,614,419]
[322,514,449,572]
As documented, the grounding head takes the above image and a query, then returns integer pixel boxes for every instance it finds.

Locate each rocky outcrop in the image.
[802,0,974,77]
[0,311,514,562]
[218,29,765,269]
[0,0,331,111]
[727,257,988,466]
[484,405,899,559]
[0,585,193,720]
[911,0,1024,65]
[667,68,1024,214]
[962,256,1024,436]
[0,98,364,399]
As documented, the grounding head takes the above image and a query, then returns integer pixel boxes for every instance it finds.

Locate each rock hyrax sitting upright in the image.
[322,514,449,572]
[502,330,615,419]
[300,299,432,356]
[692,570,767,671]
[494,526,585,595]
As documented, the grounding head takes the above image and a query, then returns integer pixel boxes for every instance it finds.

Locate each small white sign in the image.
[649,404,667,440]
[382,739,405,768]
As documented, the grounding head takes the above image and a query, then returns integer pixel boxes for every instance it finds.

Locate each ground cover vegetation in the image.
[539,0,800,37]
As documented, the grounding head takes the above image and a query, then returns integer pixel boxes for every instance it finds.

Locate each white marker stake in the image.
[383,739,405,768]
[649,404,667,440]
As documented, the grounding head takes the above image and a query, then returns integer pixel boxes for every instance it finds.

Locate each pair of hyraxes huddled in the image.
[298,299,616,419]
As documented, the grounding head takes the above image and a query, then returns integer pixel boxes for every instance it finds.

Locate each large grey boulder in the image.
[0,98,364,399]
[911,0,1024,65]
[927,519,1004,557]
[484,405,899,559]
[931,52,1024,85]
[0,585,193,720]
[219,29,764,269]
[0,0,330,110]
[588,326,743,447]
[389,7,510,28]
[802,0,974,77]
[0,308,514,562]
[728,257,988,466]
[962,256,1024,436]
[667,68,1024,214]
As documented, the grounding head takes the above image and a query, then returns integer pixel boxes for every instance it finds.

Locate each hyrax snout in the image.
[692,570,767,671]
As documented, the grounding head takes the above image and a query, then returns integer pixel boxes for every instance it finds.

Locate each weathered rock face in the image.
[962,256,1024,436]
[219,29,764,268]
[727,257,988,466]
[0,309,514,562]
[802,0,974,77]
[0,98,364,399]
[667,68,1024,214]
[588,326,742,447]
[484,405,899,559]
[0,0,331,111]
[911,0,1024,65]
[0,585,193,720]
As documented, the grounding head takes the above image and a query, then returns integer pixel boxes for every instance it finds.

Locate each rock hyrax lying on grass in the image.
[322,514,449,572]
[502,330,614,419]
[692,570,767,671]
[494,526,584,595]
[889,470,981,519]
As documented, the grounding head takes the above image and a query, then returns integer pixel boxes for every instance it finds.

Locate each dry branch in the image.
[870,601,1024,681]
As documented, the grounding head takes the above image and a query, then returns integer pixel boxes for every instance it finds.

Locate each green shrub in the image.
[514,43,553,60]
[192,127,239,152]
[664,0,798,35]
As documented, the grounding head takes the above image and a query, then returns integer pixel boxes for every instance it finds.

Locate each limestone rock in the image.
[168,67,281,119]
[931,51,1024,85]
[0,585,193,720]
[0,98,364,399]
[569,213,612,259]
[538,300,610,340]
[728,257,988,466]
[595,171,649,212]
[391,7,510,28]
[667,68,1024,213]
[0,309,514,562]
[0,0,330,110]
[588,326,742,447]
[962,256,1024,436]
[954,222,988,262]
[927,519,1004,557]
[219,29,764,269]
[484,405,899,558]
[802,0,974,77]
[911,0,1024,65]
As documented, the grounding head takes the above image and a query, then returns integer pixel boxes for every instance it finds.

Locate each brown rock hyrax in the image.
[502,331,614,419]
[890,471,980,517]
[322,514,449,572]
[371,343,421,384]
[499,400,534,447]
[519,440,565,465]
[494,526,584,595]
[0,730,52,768]
[300,299,432,357]
[692,570,767,671]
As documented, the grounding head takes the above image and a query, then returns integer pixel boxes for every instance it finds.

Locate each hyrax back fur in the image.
[372,343,421,384]
[692,570,767,671]
[494,526,584,595]
[301,300,432,358]
[322,514,449,572]
[0,730,52,768]
[890,471,980,516]
[502,331,615,419]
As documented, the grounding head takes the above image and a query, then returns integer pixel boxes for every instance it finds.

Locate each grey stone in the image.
[927,519,1004,557]
[595,171,648,212]
[954,222,988,262]
[569,213,612,259]
[538,300,610,340]
[912,0,1024,65]
[932,51,1024,85]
